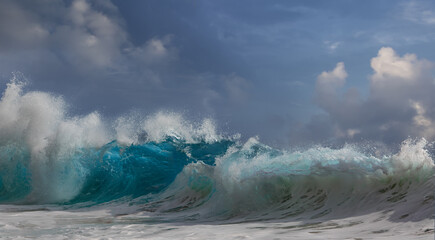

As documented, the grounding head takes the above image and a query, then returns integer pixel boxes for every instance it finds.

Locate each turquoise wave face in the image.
[0,143,32,202]
[69,140,192,204]
[0,138,233,204]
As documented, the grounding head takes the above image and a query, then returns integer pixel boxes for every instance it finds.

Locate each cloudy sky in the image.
[1,0,435,147]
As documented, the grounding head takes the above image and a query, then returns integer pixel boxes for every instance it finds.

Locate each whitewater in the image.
[0,77,433,239]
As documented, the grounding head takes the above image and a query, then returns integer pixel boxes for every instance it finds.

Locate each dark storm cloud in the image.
[1,0,435,147]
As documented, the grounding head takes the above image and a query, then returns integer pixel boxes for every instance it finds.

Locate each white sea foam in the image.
[142,111,220,143]
[391,138,434,172]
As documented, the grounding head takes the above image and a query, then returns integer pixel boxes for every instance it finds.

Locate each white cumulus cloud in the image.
[301,47,435,144]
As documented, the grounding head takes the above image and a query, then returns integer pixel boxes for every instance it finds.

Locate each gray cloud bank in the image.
[0,0,247,117]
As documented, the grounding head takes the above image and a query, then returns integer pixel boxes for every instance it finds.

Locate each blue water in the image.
[0,137,229,204]
[0,79,433,226]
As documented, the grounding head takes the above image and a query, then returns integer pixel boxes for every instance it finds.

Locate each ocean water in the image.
[0,79,433,239]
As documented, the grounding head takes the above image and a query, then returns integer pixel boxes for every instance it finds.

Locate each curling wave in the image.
[0,77,433,223]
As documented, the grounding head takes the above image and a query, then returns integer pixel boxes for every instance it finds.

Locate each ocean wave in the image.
[0,77,433,222]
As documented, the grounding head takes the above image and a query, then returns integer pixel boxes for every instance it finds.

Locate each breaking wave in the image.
[0,77,433,222]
